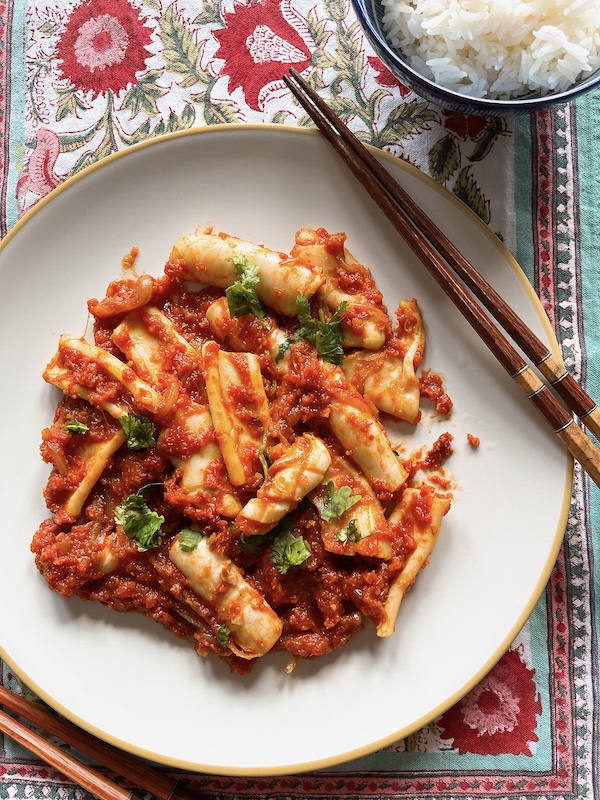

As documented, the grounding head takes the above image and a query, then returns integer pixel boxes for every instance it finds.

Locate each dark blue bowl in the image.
[351,0,600,115]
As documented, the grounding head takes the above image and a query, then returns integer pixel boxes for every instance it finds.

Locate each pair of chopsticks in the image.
[0,686,193,800]
[284,68,600,488]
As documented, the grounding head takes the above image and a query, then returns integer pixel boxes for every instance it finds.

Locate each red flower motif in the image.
[367,56,411,97]
[55,0,153,98]
[214,0,311,111]
[442,110,489,141]
[437,648,542,755]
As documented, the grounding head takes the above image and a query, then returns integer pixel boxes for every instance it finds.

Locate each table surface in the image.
[1,2,599,799]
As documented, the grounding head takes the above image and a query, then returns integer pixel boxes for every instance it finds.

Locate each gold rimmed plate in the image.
[0,125,571,775]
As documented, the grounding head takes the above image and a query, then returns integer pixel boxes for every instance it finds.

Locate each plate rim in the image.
[0,123,574,776]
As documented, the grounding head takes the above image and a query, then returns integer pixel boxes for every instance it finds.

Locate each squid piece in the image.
[159,401,242,518]
[41,399,128,519]
[291,228,391,350]
[317,360,408,493]
[64,432,127,518]
[169,231,324,316]
[113,310,241,517]
[377,487,451,637]
[309,450,392,559]
[205,296,292,375]
[44,358,128,420]
[169,534,283,659]
[343,299,424,423]
[113,306,201,383]
[235,434,331,535]
[44,335,163,416]
[202,341,272,488]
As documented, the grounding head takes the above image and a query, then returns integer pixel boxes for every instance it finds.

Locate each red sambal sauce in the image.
[419,369,453,417]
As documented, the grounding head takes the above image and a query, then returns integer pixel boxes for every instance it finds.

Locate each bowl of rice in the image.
[352,0,600,114]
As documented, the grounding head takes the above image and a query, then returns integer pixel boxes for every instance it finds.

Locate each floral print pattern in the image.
[214,0,311,110]
[437,648,542,756]
[21,0,511,226]
[55,0,153,97]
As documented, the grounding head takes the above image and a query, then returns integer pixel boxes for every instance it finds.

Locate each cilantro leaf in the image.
[118,414,157,450]
[320,481,361,521]
[275,339,291,363]
[217,624,231,647]
[270,529,311,574]
[115,488,164,551]
[178,528,203,552]
[293,294,348,365]
[336,519,362,544]
[64,420,89,435]
[225,255,267,319]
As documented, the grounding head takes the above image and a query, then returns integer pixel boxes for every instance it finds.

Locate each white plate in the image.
[0,125,571,775]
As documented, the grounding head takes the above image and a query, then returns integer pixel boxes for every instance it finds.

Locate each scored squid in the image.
[112,308,241,517]
[343,299,425,423]
[169,231,324,316]
[291,227,391,350]
[235,434,331,536]
[316,359,408,493]
[42,336,164,518]
[202,341,272,489]
[40,400,127,520]
[309,449,392,559]
[112,305,202,383]
[44,335,163,416]
[377,487,451,637]
[202,302,407,494]
[169,533,283,659]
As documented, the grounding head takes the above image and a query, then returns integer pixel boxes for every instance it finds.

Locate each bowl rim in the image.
[351,0,600,112]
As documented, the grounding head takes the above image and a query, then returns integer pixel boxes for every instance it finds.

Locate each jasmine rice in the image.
[381,0,600,99]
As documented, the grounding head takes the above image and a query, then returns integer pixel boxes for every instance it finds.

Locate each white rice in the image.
[380,0,600,99]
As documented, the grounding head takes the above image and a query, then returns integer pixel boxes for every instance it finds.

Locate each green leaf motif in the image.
[379,101,439,146]
[324,0,349,22]
[428,133,461,184]
[469,118,507,162]
[311,48,338,70]
[55,87,91,123]
[159,5,208,88]
[57,125,99,154]
[327,95,360,123]
[204,100,243,125]
[122,70,168,118]
[193,0,223,26]
[306,10,330,48]
[453,167,491,224]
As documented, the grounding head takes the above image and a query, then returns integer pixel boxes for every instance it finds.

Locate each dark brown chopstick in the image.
[284,67,600,488]
[0,686,194,800]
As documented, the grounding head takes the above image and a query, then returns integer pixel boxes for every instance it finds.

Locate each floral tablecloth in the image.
[1,1,599,799]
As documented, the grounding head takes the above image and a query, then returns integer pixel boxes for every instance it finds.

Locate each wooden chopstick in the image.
[284,68,600,488]
[0,686,194,800]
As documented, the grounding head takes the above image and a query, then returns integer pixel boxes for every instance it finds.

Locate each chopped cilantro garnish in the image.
[293,294,348,365]
[270,529,311,574]
[275,339,291,363]
[178,528,204,552]
[217,624,231,647]
[320,481,361,521]
[336,519,362,544]
[64,420,89,435]
[118,414,157,450]
[225,255,267,319]
[114,487,164,552]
